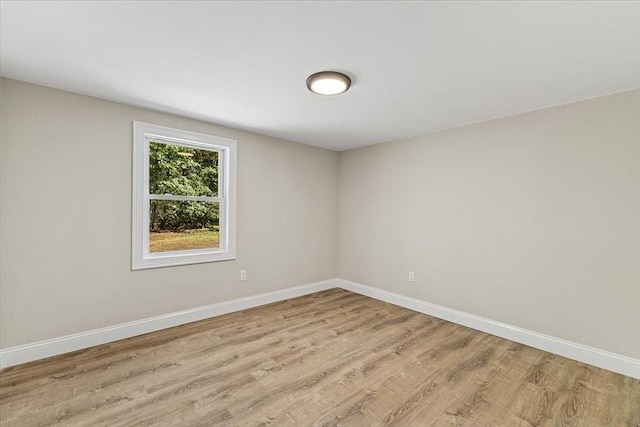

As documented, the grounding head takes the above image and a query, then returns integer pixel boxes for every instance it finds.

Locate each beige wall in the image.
[2,78,638,361]
[0,78,339,348]
[338,89,640,359]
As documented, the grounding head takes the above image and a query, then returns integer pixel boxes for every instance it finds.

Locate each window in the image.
[132,122,236,269]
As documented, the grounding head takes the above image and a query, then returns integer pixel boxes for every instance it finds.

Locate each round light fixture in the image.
[306,71,351,96]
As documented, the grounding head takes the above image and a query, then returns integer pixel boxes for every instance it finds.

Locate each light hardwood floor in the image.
[1,289,638,426]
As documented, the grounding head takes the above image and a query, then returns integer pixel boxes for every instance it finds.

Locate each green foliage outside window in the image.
[149,142,219,232]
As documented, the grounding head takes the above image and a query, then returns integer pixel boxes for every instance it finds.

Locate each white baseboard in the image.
[337,279,640,379]
[0,279,338,370]
[3,277,638,380]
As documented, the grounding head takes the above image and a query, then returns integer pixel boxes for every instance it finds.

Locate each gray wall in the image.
[338,89,640,359]
[2,78,638,360]
[0,78,339,348]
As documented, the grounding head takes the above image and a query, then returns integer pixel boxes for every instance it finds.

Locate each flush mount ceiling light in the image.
[306,71,351,96]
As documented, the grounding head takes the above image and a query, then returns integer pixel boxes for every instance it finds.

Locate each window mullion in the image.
[148,194,221,203]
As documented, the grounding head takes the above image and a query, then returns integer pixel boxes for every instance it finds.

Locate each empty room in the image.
[0,1,639,426]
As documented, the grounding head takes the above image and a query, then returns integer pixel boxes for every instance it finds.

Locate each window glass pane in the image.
[149,141,218,197]
[149,200,219,253]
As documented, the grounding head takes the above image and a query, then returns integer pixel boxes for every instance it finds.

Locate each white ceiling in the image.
[1,1,639,151]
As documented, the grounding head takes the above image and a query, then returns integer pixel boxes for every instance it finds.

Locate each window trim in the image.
[132,122,236,270]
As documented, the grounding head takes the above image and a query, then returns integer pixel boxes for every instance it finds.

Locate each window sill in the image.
[132,251,236,270]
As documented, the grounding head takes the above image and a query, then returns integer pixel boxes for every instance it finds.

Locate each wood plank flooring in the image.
[1,289,638,426]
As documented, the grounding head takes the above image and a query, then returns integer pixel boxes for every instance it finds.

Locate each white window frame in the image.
[132,122,236,270]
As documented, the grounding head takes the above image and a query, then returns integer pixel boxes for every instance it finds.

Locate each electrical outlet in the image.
[240,270,247,281]
[408,271,415,282]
